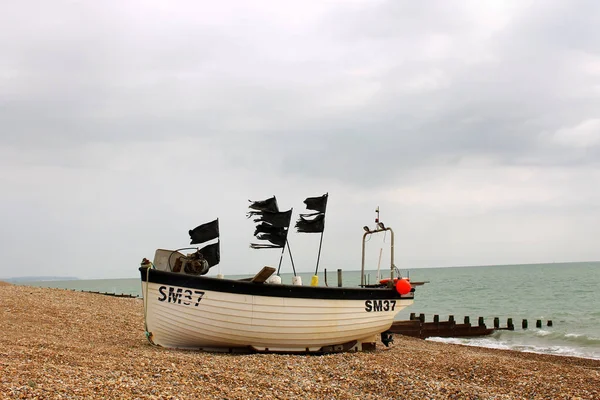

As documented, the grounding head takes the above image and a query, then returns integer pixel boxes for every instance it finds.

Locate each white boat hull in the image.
[141,270,413,353]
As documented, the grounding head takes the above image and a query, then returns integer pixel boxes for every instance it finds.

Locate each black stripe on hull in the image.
[139,268,413,301]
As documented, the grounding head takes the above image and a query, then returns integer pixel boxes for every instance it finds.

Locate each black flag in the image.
[189,219,219,244]
[248,196,291,249]
[250,209,292,228]
[304,194,328,213]
[296,193,327,233]
[251,229,287,248]
[254,222,285,236]
[295,213,325,233]
[252,222,288,247]
[248,196,279,213]
[198,242,220,267]
[296,193,328,275]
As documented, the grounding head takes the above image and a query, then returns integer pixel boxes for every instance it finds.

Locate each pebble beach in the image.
[1,281,598,400]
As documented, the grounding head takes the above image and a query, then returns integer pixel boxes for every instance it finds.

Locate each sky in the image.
[1,0,599,279]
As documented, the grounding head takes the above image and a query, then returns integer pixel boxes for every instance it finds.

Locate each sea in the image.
[18,261,600,360]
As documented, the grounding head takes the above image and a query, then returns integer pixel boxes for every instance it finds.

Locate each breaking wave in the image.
[427,329,600,360]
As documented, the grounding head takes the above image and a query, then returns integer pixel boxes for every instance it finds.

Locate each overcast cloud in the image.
[1,0,598,279]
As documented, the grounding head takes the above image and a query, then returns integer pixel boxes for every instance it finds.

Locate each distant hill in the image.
[1,276,79,283]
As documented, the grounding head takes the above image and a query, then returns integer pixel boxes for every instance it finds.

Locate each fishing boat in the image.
[139,195,416,353]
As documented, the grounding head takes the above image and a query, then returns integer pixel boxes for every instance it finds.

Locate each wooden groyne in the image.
[69,289,140,299]
[389,313,554,339]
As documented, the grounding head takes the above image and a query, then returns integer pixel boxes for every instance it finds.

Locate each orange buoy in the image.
[395,278,412,295]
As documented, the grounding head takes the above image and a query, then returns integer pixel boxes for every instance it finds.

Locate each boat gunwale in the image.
[140,267,413,300]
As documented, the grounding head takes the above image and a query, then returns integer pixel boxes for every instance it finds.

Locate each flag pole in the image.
[286,239,297,276]
[314,194,328,276]
[276,240,287,275]
[314,230,324,275]
[277,207,293,276]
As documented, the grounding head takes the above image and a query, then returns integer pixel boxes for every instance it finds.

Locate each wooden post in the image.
[324,268,328,287]
[464,316,470,325]
[410,312,415,320]
[547,320,553,327]
[507,318,514,331]
[494,317,499,329]
[337,269,343,287]
[478,317,485,327]
[419,313,425,323]
[522,319,528,329]
[434,315,439,324]
[536,320,542,328]
[449,315,455,324]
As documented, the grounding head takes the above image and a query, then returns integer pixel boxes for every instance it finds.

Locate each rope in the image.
[143,262,154,342]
